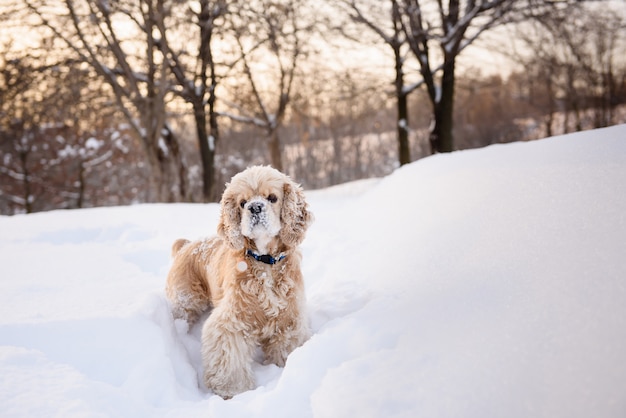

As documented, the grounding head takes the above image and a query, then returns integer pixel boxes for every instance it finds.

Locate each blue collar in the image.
[246,249,286,265]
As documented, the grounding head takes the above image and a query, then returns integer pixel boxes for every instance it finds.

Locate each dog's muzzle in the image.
[246,200,267,227]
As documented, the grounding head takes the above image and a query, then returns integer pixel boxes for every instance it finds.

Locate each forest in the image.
[1,0,625,214]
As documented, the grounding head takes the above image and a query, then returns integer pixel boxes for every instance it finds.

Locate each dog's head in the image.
[217,166,313,252]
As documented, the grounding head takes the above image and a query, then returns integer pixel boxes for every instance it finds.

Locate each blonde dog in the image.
[165,166,313,398]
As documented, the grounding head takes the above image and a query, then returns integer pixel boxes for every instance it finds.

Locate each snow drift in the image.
[1,125,625,417]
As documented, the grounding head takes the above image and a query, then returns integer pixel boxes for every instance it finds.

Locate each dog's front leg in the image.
[263,317,310,367]
[201,308,255,399]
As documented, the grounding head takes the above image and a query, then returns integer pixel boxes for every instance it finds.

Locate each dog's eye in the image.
[239,199,247,209]
[267,194,278,203]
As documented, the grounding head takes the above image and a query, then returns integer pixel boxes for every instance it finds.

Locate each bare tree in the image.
[23,0,186,202]
[399,0,501,153]
[336,0,415,165]
[0,45,33,212]
[223,0,312,172]
[396,0,578,153]
[0,38,142,214]
[493,1,626,138]
[155,0,228,201]
[515,3,626,133]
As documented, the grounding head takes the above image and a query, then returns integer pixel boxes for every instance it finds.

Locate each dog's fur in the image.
[165,166,313,398]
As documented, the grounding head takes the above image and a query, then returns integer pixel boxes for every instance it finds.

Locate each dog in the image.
[165,166,313,398]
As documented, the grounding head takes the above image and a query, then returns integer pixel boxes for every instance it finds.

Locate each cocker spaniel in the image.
[165,166,313,398]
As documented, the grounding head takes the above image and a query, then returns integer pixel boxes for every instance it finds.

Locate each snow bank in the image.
[1,125,625,417]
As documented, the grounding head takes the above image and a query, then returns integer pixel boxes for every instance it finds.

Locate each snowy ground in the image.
[1,125,625,417]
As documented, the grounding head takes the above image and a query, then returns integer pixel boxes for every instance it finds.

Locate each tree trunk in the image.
[77,161,85,209]
[193,99,216,202]
[142,144,163,202]
[395,45,410,165]
[392,0,410,166]
[19,150,32,214]
[162,125,188,200]
[429,57,455,154]
[206,57,219,202]
[331,130,342,184]
[268,128,284,172]
[397,93,410,165]
[145,2,171,202]
[197,0,219,202]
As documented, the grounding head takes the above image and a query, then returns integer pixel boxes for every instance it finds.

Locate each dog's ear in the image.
[217,185,245,250]
[279,180,313,248]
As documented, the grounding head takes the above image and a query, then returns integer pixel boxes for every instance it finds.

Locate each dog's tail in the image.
[171,238,191,257]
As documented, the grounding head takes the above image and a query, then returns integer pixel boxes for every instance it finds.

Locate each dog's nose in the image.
[248,202,264,214]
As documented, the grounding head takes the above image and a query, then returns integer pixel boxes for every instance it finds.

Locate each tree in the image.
[396,0,578,154]
[337,0,414,165]
[24,0,186,202]
[0,46,34,212]
[398,0,497,153]
[155,0,228,201]
[511,3,626,134]
[0,41,142,214]
[454,73,525,148]
[223,0,312,172]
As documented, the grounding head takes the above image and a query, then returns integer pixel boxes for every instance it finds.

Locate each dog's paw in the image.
[263,350,287,367]
[205,370,255,399]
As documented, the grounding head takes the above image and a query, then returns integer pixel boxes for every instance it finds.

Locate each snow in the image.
[84,137,103,150]
[1,125,626,417]
[83,150,114,169]
[58,144,78,159]
[158,137,169,157]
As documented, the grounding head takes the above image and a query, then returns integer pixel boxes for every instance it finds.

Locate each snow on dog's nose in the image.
[248,201,264,215]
